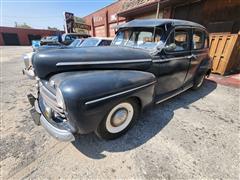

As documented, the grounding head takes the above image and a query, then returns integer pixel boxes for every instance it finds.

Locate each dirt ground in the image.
[0,46,239,179]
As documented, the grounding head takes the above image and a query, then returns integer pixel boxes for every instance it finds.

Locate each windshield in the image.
[68,39,83,47]
[112,27,163,50]
[80,38,100,47]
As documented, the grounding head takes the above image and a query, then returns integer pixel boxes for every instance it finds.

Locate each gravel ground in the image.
[0,46,239,179]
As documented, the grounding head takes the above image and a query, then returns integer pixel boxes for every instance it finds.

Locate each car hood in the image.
[33,46,152,79]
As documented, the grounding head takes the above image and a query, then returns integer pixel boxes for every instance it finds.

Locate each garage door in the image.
[95,26,105,37]
[2,33,20,45]
[28,34,41,44]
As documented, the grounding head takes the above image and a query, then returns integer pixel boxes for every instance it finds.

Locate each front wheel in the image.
[95,99,140,140]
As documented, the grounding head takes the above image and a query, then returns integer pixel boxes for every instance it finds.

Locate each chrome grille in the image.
[39,83,65,117]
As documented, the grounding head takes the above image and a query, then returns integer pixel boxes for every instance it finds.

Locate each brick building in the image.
[84,0,240,37]
[0,26,63,46]
[83,0,240,75]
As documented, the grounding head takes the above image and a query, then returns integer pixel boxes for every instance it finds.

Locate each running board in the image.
[155,85,193,104]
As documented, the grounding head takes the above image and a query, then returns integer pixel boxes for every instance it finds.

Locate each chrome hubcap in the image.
[111,108,128,127]
[106,102,134,133]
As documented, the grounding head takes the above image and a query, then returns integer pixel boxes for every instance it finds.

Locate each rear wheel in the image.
[95,99,140,140]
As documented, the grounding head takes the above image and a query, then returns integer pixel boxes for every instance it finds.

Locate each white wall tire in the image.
[95,99,140,140]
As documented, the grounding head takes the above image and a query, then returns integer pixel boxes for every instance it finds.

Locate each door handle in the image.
[187,54,197,59]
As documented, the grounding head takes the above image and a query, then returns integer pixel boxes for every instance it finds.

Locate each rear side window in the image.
[192,30,205,49]
[166,29,190,52]
[204,33,209,48]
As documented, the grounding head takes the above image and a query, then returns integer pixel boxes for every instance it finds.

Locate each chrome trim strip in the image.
[85,81,156,105]
[152,53,208,63]
[56,59,152,66]
[152,56,188,63]
[155,85,193,104]
[39,84,64,116]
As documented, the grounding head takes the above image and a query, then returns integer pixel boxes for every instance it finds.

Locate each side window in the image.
[204,33,209,48]
[137,31,153,46]
[192,30,205,49]
[99,40,111,46]
[166,29,190,52]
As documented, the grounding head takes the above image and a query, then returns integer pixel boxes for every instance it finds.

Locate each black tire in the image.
[95,99,140,140]
[192,73,206,90]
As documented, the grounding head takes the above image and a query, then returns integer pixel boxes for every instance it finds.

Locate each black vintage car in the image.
[26,19,212,141]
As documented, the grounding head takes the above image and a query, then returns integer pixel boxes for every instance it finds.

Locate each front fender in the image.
[50,70,156,133]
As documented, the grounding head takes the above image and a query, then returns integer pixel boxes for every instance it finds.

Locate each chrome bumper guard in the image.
[22,68,35,80]
[28,94,75,142]
[40,115,75,142]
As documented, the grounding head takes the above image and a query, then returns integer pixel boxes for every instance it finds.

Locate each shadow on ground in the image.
[72,80,217,159]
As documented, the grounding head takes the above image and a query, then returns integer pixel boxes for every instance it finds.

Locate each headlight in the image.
[23,52,34,68]
[56,88,65,110]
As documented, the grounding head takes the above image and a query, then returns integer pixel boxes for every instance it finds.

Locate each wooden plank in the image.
[209,33,239,75]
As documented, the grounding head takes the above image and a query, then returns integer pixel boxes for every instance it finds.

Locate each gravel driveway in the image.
[1,46,239,179]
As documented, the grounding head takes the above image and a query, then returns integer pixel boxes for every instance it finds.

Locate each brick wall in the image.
[0,26,64,45]
[83,1,125,37]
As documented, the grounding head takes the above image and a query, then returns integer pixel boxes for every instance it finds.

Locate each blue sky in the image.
[1,0,116,30]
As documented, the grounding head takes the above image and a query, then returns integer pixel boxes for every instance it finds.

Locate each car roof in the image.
[65,33,90,36]
[87,37,113,40]
[116,19,205,29]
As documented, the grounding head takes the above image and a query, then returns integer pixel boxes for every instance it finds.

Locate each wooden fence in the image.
[209,32,240,75]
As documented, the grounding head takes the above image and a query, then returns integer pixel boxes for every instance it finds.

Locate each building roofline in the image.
[0,26,63,32]
[83,0,119,19]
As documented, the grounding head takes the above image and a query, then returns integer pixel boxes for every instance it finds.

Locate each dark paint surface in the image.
[34,20,212,134]
[33,46,152,79]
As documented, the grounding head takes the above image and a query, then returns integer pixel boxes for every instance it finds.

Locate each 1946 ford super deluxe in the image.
[24,19,212,141]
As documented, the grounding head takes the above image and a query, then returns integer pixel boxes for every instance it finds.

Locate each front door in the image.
[153,27,191,96]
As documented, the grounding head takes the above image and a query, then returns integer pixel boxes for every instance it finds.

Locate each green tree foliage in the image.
[74,16,85,23]
[14,22,32,29]
[47,26,60,31]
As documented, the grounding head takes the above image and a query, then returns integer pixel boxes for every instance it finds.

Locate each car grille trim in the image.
[39,83,65,117]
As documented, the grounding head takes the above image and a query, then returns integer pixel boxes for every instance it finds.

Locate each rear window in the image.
[192,30,207,50]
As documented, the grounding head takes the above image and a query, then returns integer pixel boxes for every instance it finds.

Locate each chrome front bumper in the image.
[28,94,75,142]
[40,115,75,142]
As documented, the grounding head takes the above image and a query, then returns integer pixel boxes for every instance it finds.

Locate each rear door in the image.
[153,27,192,96]
[184,28,209,84]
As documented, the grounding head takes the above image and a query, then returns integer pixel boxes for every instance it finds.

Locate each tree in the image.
[14,22,32,29]
[74,16,85,23]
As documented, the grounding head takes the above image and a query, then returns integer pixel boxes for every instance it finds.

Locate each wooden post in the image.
[156,0,160,19]
[91,17,95,37]
[105,10,109,37]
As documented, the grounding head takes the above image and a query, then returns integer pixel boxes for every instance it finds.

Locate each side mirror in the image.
[164,43,176,51]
